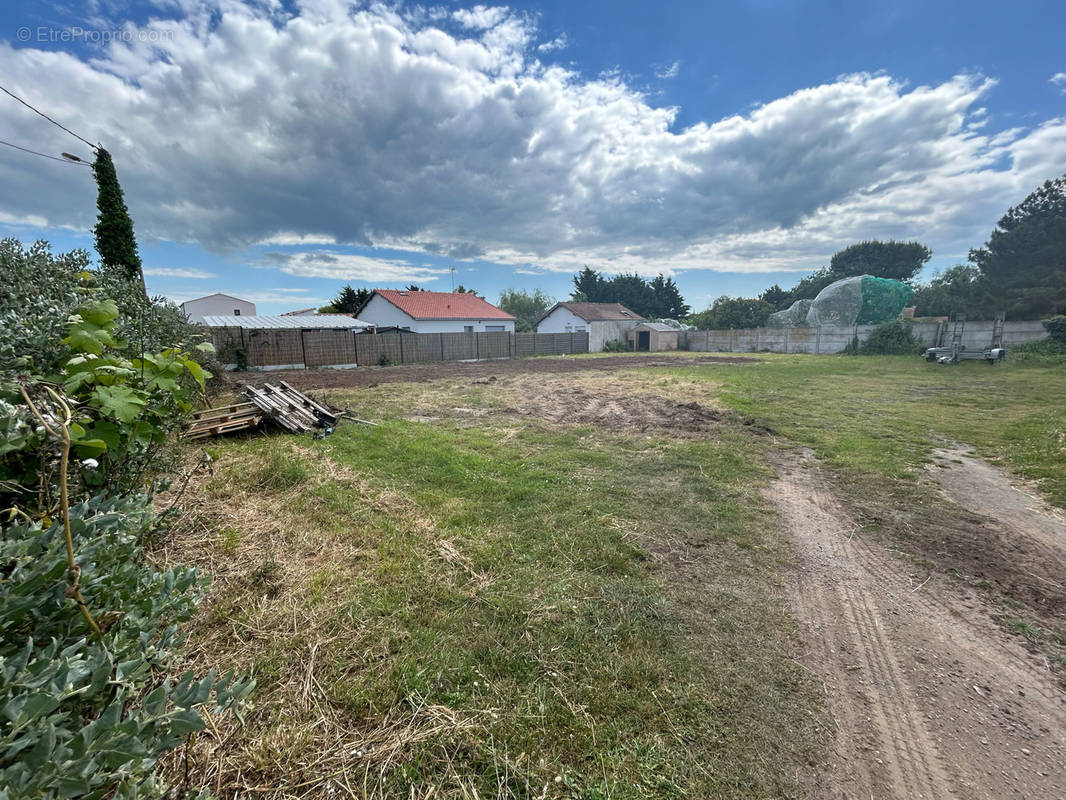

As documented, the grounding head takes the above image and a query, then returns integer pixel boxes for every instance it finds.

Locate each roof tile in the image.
[376,289,514,320]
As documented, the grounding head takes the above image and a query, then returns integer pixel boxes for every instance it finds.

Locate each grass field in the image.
[163,352,1065,797]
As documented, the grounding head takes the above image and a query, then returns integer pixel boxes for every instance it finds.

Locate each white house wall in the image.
[182,295,256,322]
[359,294,418,329]
[536,307,588,334]
[412,319,514,333]
[358,294,514,333]
[536,308,638,351]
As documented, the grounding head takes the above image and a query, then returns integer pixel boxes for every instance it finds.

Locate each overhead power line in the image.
[0,83,98,151]
[0,138,91,166]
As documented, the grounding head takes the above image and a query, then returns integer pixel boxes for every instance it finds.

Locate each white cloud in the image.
[258,250,449,283]
[143,267,217,278]
[537,33,567,53]
[0,2,1063,276]
[453,5,510,30]
[1051,72,1066,93]
[655,60,680,79]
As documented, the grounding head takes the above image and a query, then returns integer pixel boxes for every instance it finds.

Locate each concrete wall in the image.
[181,294,256,322]
[680,320,1049,354]
[358,294,515,333]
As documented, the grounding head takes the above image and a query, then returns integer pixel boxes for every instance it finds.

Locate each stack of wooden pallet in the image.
[242,381,339,433]
[185,402,263,440]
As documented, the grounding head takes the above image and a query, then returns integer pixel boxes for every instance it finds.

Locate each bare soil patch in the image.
[928,446,1066,559]
[233,353,756,392]
[400,373,774,437]
[513,385,726,434]
[768,449,1066,800]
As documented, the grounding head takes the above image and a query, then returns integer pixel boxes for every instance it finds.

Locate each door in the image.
[637,331,650,351]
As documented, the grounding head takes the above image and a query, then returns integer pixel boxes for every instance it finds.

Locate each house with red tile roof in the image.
[356,289,516,334]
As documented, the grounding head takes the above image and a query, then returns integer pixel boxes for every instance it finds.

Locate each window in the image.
[464,325,474,333]
[620,310,631,317]
[486,325,505,332]
[234,309,241,315]
[574,326,586,332]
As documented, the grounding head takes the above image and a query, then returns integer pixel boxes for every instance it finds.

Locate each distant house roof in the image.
[180,292,251,308]
[200,314,372,329]
[281,307,318,316]
[537,302,644,325]
[632,322,678,332]
[372,289,515,320]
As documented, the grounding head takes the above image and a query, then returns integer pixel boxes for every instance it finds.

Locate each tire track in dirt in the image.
[767,450,1066,800]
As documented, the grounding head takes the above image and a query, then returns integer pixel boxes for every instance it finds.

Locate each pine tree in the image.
[332,285,371,313]
[571,267,605,302]
[91,148,144,288]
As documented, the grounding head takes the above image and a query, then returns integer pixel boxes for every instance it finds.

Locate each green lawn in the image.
[169,352,1064,797]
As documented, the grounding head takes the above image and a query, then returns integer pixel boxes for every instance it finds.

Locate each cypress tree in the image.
[92,148,144,288]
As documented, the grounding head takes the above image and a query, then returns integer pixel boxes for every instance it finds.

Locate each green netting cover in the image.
[767,298,813,327]
[804,275,913,327]
[854,276,914,325]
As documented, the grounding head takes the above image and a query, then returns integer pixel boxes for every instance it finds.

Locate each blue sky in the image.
[1,1,1063,314]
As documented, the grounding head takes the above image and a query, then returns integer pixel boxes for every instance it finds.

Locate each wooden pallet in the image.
[243,382,339,433]
[185,402,262,439]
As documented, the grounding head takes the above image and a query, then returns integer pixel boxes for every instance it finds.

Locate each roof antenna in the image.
[450,265,456,291]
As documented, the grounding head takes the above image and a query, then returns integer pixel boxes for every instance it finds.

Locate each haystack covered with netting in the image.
[768,276,913,327]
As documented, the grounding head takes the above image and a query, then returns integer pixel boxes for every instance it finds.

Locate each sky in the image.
[1,1,1063,315]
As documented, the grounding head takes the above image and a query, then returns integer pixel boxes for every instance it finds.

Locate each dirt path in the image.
[766,450,1066,800]
[233,353,756,391]
[929,446,1066,558]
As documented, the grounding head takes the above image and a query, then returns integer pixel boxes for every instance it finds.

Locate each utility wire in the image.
[0,83,98,151]
[0,138,91,166]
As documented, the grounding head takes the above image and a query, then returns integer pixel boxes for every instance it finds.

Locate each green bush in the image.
[1044,315,1066,344]
[1011,337,1066,364]
[601,339,630,352]
[0,239,213,379]
[0,493,252,798]
[1,239,250,798]
[1,299,212,503]
[858,320,923,355]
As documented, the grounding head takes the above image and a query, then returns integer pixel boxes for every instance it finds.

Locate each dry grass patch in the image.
[154,411,821,799]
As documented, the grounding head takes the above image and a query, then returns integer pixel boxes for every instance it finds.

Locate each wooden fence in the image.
[210,328,590,370]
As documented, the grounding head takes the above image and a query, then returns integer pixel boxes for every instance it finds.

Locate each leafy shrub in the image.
[0,238,215,378]
[1044,315,1066,344]
[377,353,394,366]
[1,299,212,504]
[1,239,250,798]
[601,339,630,352]
[1011,337,1066,364]
[858,320,923,355]
[0,493,253,798]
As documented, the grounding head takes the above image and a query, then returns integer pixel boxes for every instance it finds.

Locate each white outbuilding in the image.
[180,293,256,322]
[534,302,644,352]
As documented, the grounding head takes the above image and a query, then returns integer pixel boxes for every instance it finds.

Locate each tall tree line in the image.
[571,267,690,319]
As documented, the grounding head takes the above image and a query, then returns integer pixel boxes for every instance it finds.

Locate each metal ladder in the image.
[990,311,1005,349]
[948,314,965,362]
